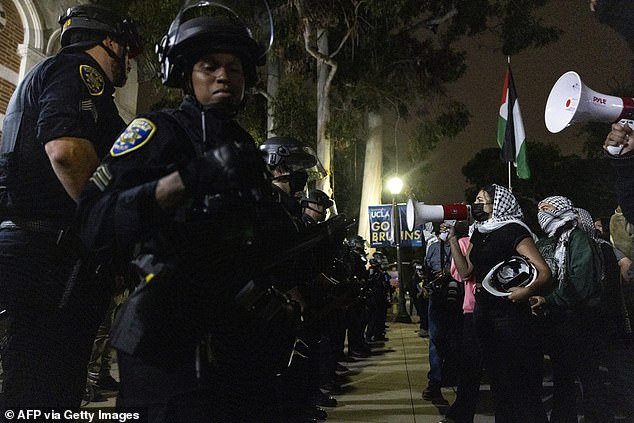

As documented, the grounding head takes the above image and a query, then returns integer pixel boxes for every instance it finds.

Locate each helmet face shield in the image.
[482,256,538,297]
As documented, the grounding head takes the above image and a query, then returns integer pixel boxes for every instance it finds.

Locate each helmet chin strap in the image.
[99,41,127,78]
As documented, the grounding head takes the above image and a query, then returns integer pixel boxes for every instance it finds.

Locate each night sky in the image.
[416,0,633,205]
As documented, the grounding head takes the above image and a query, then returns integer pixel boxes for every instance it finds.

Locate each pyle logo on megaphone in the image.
[406,198,470,231]
[544,71,634,135]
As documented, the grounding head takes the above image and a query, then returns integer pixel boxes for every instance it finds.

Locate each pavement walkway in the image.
[324,320,495,423]
[82,316,499,423]
[83,307,616,423]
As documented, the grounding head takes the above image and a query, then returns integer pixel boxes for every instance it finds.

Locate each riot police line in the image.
[0,1,395,422]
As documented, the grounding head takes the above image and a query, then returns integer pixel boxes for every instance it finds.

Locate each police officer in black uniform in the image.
[77,3,303,422]
[260,136,318,314]
[366,251,390,342]
[0,4,140,412]
[301,189,333,227]
[345,235,372,358]
[261,136,318,217]
[260,137,331,421]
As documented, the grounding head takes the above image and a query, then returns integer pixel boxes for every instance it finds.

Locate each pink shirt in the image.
[450,236,476,313]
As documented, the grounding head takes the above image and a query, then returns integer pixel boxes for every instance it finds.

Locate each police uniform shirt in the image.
[78,94,264,258]
[3,49,125,223]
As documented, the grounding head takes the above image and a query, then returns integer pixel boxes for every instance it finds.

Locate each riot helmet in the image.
[370,251,388,270]
[261,136,318,195]
[156,0,272,88]
[261,137,317,173]
[347,235,367,255]
[482,256,538,297]
[301,189,333,210]
[300,189,332,224]
[59,5,142,58]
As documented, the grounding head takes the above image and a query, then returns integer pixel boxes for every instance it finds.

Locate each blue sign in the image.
[368,204,423,248]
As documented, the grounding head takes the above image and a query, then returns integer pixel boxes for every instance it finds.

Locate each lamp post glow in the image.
[388,177,411,323]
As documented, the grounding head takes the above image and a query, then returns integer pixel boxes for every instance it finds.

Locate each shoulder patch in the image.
[110,118,157,157]
[79,64,105,96]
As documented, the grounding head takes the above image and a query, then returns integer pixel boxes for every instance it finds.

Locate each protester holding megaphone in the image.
[445,183,552,423]
[603,123,634,224]
[544,69,634,273]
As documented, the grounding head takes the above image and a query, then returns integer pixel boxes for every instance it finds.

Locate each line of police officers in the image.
[0,2,391,422]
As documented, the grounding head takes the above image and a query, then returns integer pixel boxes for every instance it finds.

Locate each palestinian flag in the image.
[497,64,530,179]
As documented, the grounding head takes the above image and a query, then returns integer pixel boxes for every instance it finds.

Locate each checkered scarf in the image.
[476,184,534,237]
[539,196,577,285]
[575,207,596,239]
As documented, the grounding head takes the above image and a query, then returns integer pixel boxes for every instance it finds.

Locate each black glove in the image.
[179,143,268,200]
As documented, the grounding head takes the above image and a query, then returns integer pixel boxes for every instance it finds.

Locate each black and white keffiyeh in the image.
[538,195,577,285]
[574,207,601,241]
[475,184,534,236]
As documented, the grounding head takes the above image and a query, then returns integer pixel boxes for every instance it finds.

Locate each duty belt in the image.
[0,219,64,235]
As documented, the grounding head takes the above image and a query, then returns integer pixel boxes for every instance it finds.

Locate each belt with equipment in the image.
[0,219,64,235]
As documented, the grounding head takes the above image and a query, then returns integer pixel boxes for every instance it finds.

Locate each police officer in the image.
[301,189,333,227]
[0,4,140,411]
[344,235,372,358]
[78,3,300,422]
[260,136,318,310]
[366,251,390,342]
[261,136,318,217]
[260,138,334,421]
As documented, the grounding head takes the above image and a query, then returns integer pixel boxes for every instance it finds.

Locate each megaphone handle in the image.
[619,119,634,129]
[606,120,634,156]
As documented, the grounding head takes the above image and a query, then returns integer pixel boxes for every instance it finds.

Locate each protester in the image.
[441,221,481,423]
[0,4,139,411]
[529,196,612,423]
[422,223,463,402]
[447,183,551,423]
[576,206,634,420]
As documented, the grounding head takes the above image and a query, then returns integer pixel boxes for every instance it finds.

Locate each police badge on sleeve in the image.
[110,118,156,157]
[79,65,105,96]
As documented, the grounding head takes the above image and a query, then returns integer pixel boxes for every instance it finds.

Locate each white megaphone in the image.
[406,198,470,231]
[545,71,634,134]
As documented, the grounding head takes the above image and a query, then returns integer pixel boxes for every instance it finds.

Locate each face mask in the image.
[471,203,490,222]
[439,231,449,242]
[289,171,308,195]
[537,210,559,235]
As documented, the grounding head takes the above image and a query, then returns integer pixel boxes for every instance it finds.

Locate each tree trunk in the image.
[316,28,332,198]
[358,111,383,244]
[266,52,280,137]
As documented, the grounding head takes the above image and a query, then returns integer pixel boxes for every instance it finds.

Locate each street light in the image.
[387,176,411,323]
